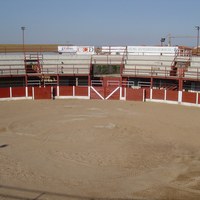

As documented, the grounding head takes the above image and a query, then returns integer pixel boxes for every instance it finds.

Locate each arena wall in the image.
[0,86,200,107]
[1,48,200,107]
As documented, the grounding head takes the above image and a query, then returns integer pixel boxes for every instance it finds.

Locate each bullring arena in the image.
[1,45,200,200]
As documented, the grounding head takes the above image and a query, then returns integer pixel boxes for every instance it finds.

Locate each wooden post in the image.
[178,78,183,91]
[150,77,153,88]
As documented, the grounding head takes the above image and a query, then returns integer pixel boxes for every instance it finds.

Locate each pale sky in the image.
[0,0,200,47]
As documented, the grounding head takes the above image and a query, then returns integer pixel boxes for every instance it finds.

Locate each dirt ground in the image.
[0,100,200,200]
[0,44,58,53]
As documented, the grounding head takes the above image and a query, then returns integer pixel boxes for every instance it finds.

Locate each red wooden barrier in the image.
[103,77,120,86]
[34,86,51,100]
[0,87,10,98]
[90,86,104,99]
[152,89,165,100]
[105,86,120,100]
[182,91,196,104]
[126,88,144,101]
[0,86,200,107]
[145,88,150,99]
[198,93,200,104]
[12,87,26,97]
[166,90,178,101]
[28,87,33,97]
[59,86,73,96]
[75,86,88,96]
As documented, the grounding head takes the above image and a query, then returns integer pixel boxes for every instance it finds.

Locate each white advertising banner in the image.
[77,46,95,55]
[58,46,95,54]
[58,46,77,53]
[102,46,126,55]
[127,46,178,55]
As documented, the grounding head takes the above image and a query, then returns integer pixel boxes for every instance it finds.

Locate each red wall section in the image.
[75,86,88,96]
[90,87,104,99]
[166,90,178,101]
[0,86,200,107]
[152,89,165,100]
[12,87,26,97]
[0,88,10,98]
[28,87,32,97]
[90,86,120,100]
[182,91,196,104]
[59,86,73,96]
[145,88,150,99]
[126,88,144,101]
[103,77,120,86]
[105,86,120,100]
[34,86,51,100]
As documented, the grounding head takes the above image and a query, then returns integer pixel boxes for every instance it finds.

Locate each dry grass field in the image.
[0,44,59,53]
[0,100,200,200]
[0,44,198,55]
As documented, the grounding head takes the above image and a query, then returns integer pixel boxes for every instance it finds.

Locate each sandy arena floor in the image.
[0,100,200,200]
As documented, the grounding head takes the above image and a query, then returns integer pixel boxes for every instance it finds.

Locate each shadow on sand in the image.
[0,184,149,200]
[0,144,8,148]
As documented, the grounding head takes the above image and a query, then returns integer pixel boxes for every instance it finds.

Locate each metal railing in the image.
[123,66,171,77]
[91,80,103,86]
[124,66,174,77]
[0,65,89,76]
[0,67,25,75]
[27,80,41,86]
[41,65,89,75]
[107,80,120,86]
[1,64,200,80]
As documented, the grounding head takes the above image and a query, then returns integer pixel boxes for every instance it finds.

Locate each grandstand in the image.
[0,45,200,106]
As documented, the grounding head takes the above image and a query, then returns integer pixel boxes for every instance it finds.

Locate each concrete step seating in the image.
[123,65,172,77]
[42,64,90,74]
[92,55,123,65]
[184,67,200,78]
[0,53,200,79]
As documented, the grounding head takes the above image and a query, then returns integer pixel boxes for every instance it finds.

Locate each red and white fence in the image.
[0,86,200,107]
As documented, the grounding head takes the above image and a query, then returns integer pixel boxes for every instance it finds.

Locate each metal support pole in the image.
[21,26,26,55]
[195,26,200,56]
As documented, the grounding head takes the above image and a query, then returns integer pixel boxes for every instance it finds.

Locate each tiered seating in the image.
[0,54,25,75]
[123,55,174,77]
[184,56,200,78]
[0,52,200,79]
[42,54,91,74]
[91,55,123,65]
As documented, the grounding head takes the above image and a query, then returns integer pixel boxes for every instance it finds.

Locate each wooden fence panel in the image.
[75,86,88,96]
[126,88,144,101]
[34,86,51,99]
[59,86,73,96]
[152,89,165,100]
[0,87,10,98]
[105,86,120,100]
[166,90,178,101]
[12,87,26,97]
[182,91,196,104]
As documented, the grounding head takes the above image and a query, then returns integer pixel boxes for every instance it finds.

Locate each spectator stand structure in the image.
[0,45,200,106]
